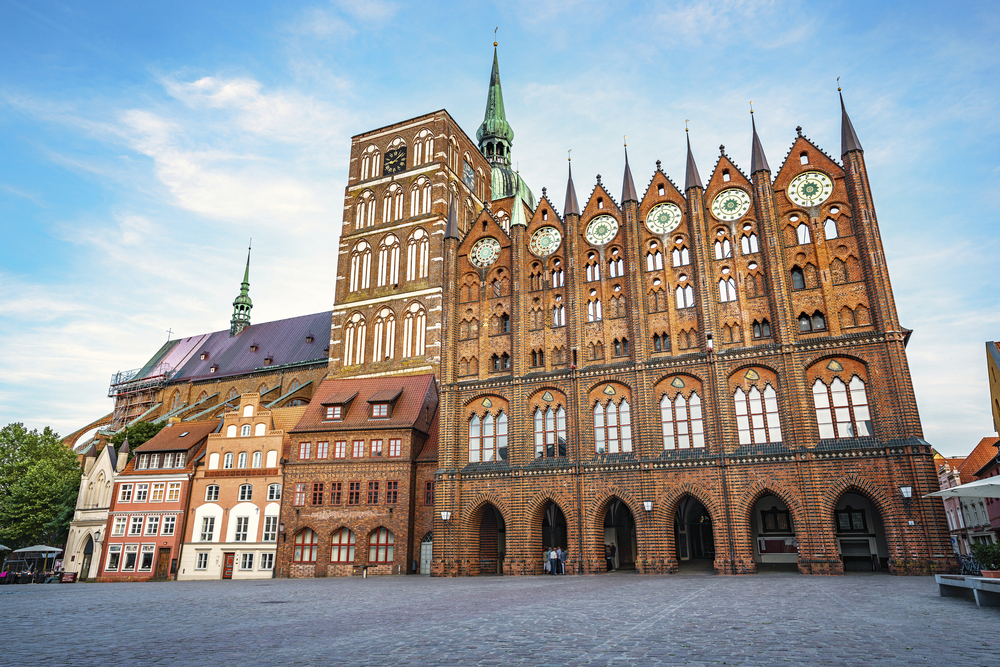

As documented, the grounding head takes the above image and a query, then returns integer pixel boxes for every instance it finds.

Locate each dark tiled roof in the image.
[133,312,332,384]
[291,375,437,434]
[321,391,358,405]
[960,437,1000,480]
[368,388,403,403]
[133,420,220,453]
[417,406,440,462]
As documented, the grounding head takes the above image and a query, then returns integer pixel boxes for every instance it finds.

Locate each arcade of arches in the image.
[437,488,897,576]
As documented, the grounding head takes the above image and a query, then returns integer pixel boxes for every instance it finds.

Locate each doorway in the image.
[80,536,94,581]
[419,533,433,575]
[222,552,235,579]
[478,505,506,575]
[751,494,798,572]
[156,549,171,579]
[675,496,715,572]
[834,492,889,572]
[603,498,636,571]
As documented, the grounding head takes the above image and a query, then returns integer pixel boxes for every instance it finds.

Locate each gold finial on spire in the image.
[624,135,627,147]
[685,119,690,132]
[494,27,498,47]
[568,149,572,162]
[837,76,841,92]
[749,101,754,114]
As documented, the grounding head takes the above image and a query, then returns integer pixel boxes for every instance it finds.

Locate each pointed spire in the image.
[445,194,459,239]
[564,155,580,216]
[476,45,514,167]
[684,129,703,190]
[750,108,770,175]
[839,87,863,155]
[119,437,130,457]
[621,141,638,203]
[230,242,253,336]
[510,179,527,228]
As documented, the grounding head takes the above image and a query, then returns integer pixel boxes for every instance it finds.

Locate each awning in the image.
[925,477,1000,499]
[12,545,63,553]
[0,545,10,551]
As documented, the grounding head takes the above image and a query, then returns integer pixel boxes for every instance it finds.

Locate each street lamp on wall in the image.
[899,485,913,518]
[642,501,653,512]
[440,511,451,521]
[279,521,286,542]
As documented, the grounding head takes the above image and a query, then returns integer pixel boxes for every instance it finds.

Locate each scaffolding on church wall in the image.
[108,363,173,431]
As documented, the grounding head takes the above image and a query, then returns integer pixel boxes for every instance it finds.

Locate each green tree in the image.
[108,420,165,458]
[0,423,82,549]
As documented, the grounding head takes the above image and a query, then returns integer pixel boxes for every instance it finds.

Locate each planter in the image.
[981,570,1000,579]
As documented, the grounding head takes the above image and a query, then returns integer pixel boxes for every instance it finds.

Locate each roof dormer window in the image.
[325,405,343,421]
[371,403,390,418]
[200,352,209,360]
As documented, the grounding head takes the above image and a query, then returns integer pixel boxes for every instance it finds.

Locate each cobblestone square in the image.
[5,574,997,666]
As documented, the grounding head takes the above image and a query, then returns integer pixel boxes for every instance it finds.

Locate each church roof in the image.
[131,311,332,386]
[491,165,536,209]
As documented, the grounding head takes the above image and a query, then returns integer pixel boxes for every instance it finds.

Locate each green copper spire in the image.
[230,242,252,336]
[476,46,514,167]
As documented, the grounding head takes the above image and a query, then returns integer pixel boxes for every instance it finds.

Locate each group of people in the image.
[543,546,568,574]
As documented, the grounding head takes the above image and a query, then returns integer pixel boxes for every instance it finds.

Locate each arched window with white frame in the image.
[382,184,403,223]
[349,241,372,292]
[672,245,690,267]
[355,190,375,229]
[719,277,737,302]
[406,228,429,281]
[401,302,426,358]
[360,145,380,181]
[343,313,367,366]
[714,237,732,260]
[741,233,759,254]
[377,234,400,287]
[796,223,811,244]
[812,375,872,439]
[594,398,632,454]
[372,307,396,361]
[533,405,567,458]
[734,384,782,445]
[676,284,694,308]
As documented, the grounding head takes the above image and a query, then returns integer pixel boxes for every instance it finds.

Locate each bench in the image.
[935,574,1000,608]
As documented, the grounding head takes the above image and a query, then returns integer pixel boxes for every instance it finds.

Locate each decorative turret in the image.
[510,180,527,228]
[684,130,703,190]
[445,194,459,239]
[839,88,863,155]
[750,110,770,175]
[476,44,536,209]
[564,157,580,216]
[621,143,638,203]
[230,244,252,336]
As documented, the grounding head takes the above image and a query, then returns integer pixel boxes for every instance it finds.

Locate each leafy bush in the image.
[971,542,1000,571]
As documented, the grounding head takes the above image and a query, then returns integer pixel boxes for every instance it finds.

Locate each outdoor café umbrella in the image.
[12,546,63,573]
[924,477,1000,499]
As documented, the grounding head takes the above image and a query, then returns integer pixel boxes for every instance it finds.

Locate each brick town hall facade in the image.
[75,48,955,579]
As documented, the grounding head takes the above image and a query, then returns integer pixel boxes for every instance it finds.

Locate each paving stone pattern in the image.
[4,573,997,666]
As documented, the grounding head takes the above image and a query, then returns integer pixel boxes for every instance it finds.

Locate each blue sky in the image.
[1,1,998,456]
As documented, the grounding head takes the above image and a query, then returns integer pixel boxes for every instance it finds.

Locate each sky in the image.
[1,0,998,456]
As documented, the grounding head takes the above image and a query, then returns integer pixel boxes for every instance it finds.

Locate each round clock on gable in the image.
[787,171,834,207]
[585,215,619,246]
[711,188,751,221]
[529,226,562,257]
[645,202,682,235]
[469,237,501,268]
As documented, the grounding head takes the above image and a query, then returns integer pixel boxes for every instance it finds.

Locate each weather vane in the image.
[685,119,690,132]
[837,76,841,92]
[494,27,498,47]
[568,149,572,162]
[624,135,627,147]
[749,101,754,114]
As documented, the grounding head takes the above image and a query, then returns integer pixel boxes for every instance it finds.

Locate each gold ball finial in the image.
[494,41,498,47]
[749,100,754,114]
[837,76,841,92]
[494,27,498,48]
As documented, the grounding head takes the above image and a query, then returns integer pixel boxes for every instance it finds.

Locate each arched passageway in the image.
[675,496,715,572]
[750,494,799,573]
[603,498,636,571]
[835,491,889,573]
[80,535,95,581]
[479,505,506,575]
[542,501,567,551]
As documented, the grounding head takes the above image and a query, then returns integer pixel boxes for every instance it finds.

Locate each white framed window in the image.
[594,399,633,454]
[235,517,249,542]
[259,553,275,570]
[122,544,138,571]
[195,552,209,570]
[344,313,367,366]
[176,452,185,468]
[162,516,176,536]
[145,516,160,536]
[252,451,262,468]
[741,233,759,254]
[112,516,127,536]
[266,450,278,467]
[205,485,219,502]
[149,454,160,469]
[401,303,426,358]
[735,384,783,445]
[267,483,281,501]
[796,223,811,244]
[676,284,694,309]
[263,516,278,542]
[719,278,737,302]
[129,516,143,536]
[407,228,430,281]
[137,454,148,470]
[241,424,251,437]
[166,482,181,502]
[118,484,133,503]
[239,484,252,502]
[237,452,247,468]
[349,241,372,292]
[240,552,254,570]
[224,453,233,469]
[134,484,148,502]
[106,545,122,571]
[163,453,174,468]
[377,234,401,287]
[824,218,839,239]
[200,516,215,542]
[812,376,872,439]
[660,392,706,450]
[139,544,155,571]
[150,483,164,502]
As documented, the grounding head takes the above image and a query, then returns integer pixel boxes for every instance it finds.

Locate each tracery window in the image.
[790,266,805,290]
[343,313,367,366]
[587,298,602,322]
[372,308,396,361]
[734,384,782,445]
[550,259,564,287]
[660,392,705,449]
[490,353,511,371]
[753,319,772,339]
[798,311,827,332]
[608,252,624,278]
[552,304,566,327]
[672,245,690,267]
[383,184,404,223]
[413,129,434,166]
[534,406,567,458]
[410,177,432,217]
[349,241,372,292]
[377,234,400,287]
[468,410,508,462]
[594,398,632,454]
[360,145,380,181]
[613,338,629,356]
[813,376,872,439]
[355,190,375,229]
[714,238,732,260]
[406,228,429,281]
[646,249,664,271]
[586,254,601,282]
[652,333,670,352]
[719,278,737,302]
[401,302,426,358]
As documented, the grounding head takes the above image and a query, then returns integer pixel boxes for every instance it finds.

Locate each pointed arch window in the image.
[552,304,565,327]
[331,528,355,563]
[719,278,737,302]
[798,311,827,332]
[824,217,839,239]
[790,267,805,290]
[349,241,372,292]
[401,302,426,358]
[413,129,434,166]
[796,223,811,244]
[383,184,404,223]
[813,376,872,439]
[586,255,601,282]
[343,313,367,366]
[660,392,705,449]
[646,249,664,271]
[672,245,690,267]
[372,308,396,361]
[594,399,632,454]
[550,261,565,287]
[714,238,732,260]
[752,319,771,339]
[376,234,400,287]
[676,284,694,309]
[360,145,380,181]
[534,406,567,458]
[587,299,602,322]
[355,190,375,229]
[734,384,782,445]
[406,228,429,281]
[608,254,624,278]
[741,233,759,254]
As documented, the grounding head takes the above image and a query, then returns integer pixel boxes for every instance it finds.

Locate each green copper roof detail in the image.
[477,48,514,166]
[230,245,252,336]
[510,181,527,228]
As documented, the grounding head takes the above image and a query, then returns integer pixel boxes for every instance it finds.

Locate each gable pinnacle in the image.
[750,109,771,175]
[684,129,703,190]
[445,194,459,239]
[839,86,863,155]
[621,142,638,203]
[564,154,581,216]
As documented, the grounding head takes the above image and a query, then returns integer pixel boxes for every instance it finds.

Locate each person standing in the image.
[609,543,617,571]
[549,547,559,575]
[543,547,550,574]
[559,547,567,574]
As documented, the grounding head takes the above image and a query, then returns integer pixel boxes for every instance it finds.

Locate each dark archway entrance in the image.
[603,498,636,571]
[750,494,799,573]
[834,491,889,573]
[542,502,567,551]
[479,505,506,575]
[80,535,94,581]
[675,496,715,572]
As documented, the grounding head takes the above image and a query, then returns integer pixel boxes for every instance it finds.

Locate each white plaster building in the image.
[65,440,128,580]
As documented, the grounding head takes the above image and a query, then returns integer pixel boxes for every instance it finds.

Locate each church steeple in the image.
[564,157,580,216]
[839,88,863,155]
[684,130,703,190]
[230,243,252,336]
[476,44,514,168]
[621,143,638,203]
[750,110,770,175]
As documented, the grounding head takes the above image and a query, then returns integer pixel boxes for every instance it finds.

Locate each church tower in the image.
[230,246,252,336]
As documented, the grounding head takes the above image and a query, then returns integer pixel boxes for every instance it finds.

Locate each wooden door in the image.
[156,549,171,578]
[222,552,235,579]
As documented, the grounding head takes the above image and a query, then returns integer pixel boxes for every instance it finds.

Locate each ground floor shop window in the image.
[122,544,139,571]
[139,545,155,571]
[106,545,122,571]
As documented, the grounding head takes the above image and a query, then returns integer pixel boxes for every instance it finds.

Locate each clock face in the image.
[469,237,501,268]
[529,226,562,257]
[585,215,619,246]
[645,203,682,235]
[463,161,475,190]
[383,147,407,175]
[787,171,833,207]
[711,188,751,221]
